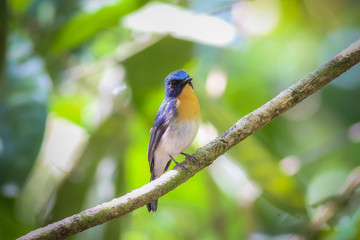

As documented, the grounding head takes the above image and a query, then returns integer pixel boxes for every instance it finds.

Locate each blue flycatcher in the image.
[147,70,200,212]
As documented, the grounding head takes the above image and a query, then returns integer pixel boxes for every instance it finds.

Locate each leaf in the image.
[50,0,144,54]
[0,197,33,239]
[8,0,35,14]
[50,94,92,127]
[0,35,50,191]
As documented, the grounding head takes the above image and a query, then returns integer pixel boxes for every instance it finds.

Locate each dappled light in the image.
[232,0,280,36]
[205,68,227,98]
[279,156,301,176]
[124,3,236,46]
[196,123,218,146]
[348,122,360,143]
[210,156,261,206]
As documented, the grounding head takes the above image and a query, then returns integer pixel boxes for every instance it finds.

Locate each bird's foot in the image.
[181,152,197,164]
[169,155,188,171]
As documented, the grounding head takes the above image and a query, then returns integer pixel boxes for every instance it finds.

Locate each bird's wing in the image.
[147,99,176,172]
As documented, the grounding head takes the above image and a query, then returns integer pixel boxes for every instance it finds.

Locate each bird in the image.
[146,70,200,212]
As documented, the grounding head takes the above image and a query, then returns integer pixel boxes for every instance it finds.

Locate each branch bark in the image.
[18,39,360,240]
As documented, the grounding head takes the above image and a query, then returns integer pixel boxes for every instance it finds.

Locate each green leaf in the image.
[50,0,144,54]
[0,35,50,191]
[0,197,33,239]
[50,94,92,127]
[8,0,35,14]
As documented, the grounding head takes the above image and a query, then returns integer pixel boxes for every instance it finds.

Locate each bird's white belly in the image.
[157,120,199,158]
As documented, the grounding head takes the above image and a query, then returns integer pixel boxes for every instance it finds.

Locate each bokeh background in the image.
[1,0,360,239]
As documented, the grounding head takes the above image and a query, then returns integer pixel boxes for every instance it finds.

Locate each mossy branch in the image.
[18,39,360,240]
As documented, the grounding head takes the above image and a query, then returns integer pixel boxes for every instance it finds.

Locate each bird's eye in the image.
[170,80,178,87]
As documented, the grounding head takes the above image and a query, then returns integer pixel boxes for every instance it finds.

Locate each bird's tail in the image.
[146,200,158,212]
[147,160,170,212]
[147,172,159,212]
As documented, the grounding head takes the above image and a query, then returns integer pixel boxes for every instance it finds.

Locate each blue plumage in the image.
[165,70,193,98]
[165,70,189,83]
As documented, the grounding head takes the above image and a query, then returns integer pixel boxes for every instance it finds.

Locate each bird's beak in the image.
[184,77,193,84]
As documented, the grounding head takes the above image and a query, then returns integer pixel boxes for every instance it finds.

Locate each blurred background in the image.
[1,0,360,239]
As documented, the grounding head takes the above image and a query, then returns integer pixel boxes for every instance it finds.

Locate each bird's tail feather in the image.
[147,160,170,213]
[147,172,158,212]
[146,200,158,212]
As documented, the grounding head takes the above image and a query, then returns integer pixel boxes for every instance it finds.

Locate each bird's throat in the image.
[176,84,200,121]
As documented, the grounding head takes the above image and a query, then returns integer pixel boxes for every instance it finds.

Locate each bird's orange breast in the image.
[176,84,200,121]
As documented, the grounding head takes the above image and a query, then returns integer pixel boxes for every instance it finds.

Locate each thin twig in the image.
[18,39,360,240]
[307,166,360,238]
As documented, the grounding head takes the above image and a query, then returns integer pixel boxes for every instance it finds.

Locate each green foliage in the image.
[50,0,146,54]
[1,0,360,239]
[8,0,35,14]
[0,34,49,190]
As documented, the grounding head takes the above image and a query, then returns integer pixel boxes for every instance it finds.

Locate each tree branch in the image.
[18,39,360,240]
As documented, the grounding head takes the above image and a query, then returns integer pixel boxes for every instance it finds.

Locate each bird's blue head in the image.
[164,70,193,98]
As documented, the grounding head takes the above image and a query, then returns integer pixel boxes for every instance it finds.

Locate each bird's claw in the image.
[181,152,197,164]
[169,155,189,171]
[176,162,189,171]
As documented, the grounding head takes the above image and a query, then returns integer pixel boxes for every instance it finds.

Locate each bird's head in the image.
[164,70,193,98]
